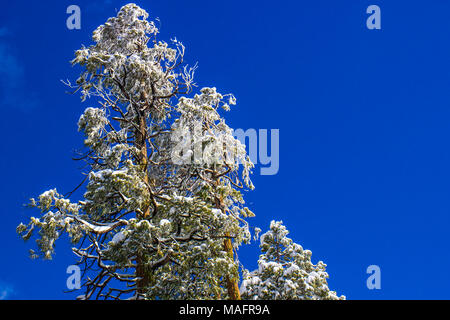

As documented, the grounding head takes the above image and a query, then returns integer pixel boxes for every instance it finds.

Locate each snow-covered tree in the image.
[17,3,253,300]
[240,221,345,300]
[17,3,344,301]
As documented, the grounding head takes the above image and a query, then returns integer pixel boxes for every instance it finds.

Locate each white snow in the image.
[111,231,126,244]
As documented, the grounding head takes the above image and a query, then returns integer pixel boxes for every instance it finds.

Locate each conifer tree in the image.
[17,4,253,300]
[240,221,345,300]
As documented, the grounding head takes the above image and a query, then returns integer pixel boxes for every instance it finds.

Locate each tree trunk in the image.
[223,236,241,300]
[135,112,151,296]
[214,179,241,300]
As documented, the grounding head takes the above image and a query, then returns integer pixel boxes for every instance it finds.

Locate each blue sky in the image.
[1,0,450,299]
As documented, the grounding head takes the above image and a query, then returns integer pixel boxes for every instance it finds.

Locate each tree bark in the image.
[214,179,241,300]
[223,236,241,300]
[135,111,151,296]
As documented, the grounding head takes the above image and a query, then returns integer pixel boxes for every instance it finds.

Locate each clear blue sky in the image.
[1,0,450,299]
